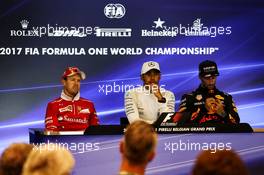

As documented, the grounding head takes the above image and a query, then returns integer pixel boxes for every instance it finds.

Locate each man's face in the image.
[141,69,161,86]
[200,75,217,90]
[62,74,81,97]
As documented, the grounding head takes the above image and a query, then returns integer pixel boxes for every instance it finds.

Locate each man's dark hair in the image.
[192,150,249,175]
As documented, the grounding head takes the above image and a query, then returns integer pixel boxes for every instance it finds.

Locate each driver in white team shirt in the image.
[124,61,175,124]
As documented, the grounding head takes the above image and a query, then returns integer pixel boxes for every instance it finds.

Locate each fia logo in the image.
[104,4,126,19]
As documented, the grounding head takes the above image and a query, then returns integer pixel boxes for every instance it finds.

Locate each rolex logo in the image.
[20,20,29,29]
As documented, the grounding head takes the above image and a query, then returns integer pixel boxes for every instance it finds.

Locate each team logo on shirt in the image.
[79,108,90,114]
[64,116,88,124]
[215,95,224,100]
[196,94,202,101]
[148,62,156,67]
[59,105,73,113]
[58,116,63,121]
[194,102,203,105]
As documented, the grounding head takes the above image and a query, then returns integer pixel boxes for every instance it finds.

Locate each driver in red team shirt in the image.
[45,67,99,131]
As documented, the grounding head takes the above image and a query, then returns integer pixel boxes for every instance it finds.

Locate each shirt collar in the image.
[198,84,218,94]
[61,90,80,101]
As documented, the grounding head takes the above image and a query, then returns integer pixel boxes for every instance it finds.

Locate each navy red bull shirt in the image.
[176,85,240,124]
[45,91,99,131]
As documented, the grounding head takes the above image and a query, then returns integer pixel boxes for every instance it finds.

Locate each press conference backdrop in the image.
[0,0,264,150]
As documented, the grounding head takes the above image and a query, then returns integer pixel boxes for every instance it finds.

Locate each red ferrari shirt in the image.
[45,91,99,131]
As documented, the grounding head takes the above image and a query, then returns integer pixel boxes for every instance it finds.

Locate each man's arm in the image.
[225,95,240,123]
[174,94,199,123]
[124,91,140,123]
[45,102,59,131]
[159,91,175,113]
[89,103,99,126]
[178,94,198,114]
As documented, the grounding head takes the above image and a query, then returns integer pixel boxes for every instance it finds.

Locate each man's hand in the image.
[151,84,163,101]
[215,99,226,117]
[205,97,217,114]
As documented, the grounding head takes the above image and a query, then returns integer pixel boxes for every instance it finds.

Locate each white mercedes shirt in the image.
[124,86,175,124]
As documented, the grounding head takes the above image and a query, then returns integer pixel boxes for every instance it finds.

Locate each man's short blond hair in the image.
[123,121,157,164]
[22,144,74,175]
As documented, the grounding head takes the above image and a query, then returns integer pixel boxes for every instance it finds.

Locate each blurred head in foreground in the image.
[0,143,33,175]
[192,149,249,175]
[22,144,75,175]
[119,120,157,175]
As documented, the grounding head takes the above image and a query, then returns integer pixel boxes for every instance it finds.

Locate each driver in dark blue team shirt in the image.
[175,60,240,124]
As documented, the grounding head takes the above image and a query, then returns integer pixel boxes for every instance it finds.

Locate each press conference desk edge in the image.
[29,123,259,144]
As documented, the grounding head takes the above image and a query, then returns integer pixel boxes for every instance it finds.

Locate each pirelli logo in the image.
[95,28,131,37]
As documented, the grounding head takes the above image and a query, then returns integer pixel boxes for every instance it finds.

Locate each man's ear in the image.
[157,73,161,81]
[140,74,144,81]
[61,79,66,86]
